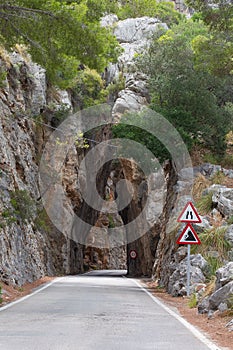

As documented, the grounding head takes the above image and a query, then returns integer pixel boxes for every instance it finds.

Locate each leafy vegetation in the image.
[70,68,108,109]
[191,226,231,277]
[0,0,121,88]
[112,110,171,163]
[188,293,198,308]
[196,192,213,215]
[116,0,182,24]
[210,170,226,185]
[34,208,51,233]
[227,216,233,225]
[136,19,233,156]
[1,190,35,224]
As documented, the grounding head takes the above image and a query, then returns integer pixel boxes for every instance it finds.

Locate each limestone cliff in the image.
[0,50,84,285]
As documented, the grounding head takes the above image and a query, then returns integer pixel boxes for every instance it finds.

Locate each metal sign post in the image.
[187,244,191,297]
[177,202,202,297]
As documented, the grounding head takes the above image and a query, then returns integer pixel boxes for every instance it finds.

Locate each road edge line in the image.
[132,279,223,350]
[0,277,64,312]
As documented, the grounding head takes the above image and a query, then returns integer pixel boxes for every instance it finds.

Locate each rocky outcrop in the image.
[167,251,208,296]
[198,262,233,315]
[0,51,82,286]
[102,15,168,119]
[212,187,233,217]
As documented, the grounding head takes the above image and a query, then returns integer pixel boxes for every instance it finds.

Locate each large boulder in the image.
[168,254,207,296]
[212,187,233,217]
[114,17,166,44]
[209,281,233,311]
[198,263,233,314]
[225,225,233,246]
[215,262,233,290]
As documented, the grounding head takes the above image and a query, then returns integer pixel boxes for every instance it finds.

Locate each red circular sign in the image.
[129,250,137,259]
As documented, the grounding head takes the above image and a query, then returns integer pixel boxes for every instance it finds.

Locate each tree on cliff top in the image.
[0,0,120,88]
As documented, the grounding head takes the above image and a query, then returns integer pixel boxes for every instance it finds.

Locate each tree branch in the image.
[0,4,56,18]
[0,11,33,20]
[9,20,45,52]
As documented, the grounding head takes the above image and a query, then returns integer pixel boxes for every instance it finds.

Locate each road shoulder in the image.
[141,279,232,350]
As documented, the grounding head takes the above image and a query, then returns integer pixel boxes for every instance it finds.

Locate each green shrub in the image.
[0,67,7,88]
[188,293,198,308]
[196,192,213,215]
[70,68,107,109]
[192,226,231,278]
[1,190,35,225]
[221,154,233,169]
[106,73,125,102]
[202,153,221,165]
[205,256,222,278]
[34,208,51,232]
[227,216,233,225]
[108,214,115,228]
[210,170,226,185]
[117,0,182,25]
[10,190,35,222]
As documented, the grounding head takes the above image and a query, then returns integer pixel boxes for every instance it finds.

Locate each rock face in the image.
[102,15,168,119]
[0,51,82,286]
[0,48,129,285]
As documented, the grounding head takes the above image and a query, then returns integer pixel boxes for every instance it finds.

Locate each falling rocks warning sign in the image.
[177,224,201,245]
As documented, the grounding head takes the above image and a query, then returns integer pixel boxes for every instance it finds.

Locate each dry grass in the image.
[203,276,217,298]
[192,173,211,202]
[14,44,31,63]
[0,46,11,68]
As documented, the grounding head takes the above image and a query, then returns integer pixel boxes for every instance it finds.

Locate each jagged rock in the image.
[189,254,209,272]
[114,17,165,44]
[168,255,206,296]
[203,184,226,196]
[223,168,233,179]
[193,216,212,233]
[215,262,233,290]
[100,14,118,28]
[198,296,210,314]
[174,246,187,263]
[225,225,233,246]
[112,88,148,117]
[209,281,233,311]
[212,187,233,217]
[226,319,233,332]
[107,16,168,119]
[218,302,228,312]
[195,163,223,178]
[0,51,84,286]
[0,51,46,116]
[228,249,233,261]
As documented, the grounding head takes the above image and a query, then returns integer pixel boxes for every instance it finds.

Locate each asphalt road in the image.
[0,270,221,350]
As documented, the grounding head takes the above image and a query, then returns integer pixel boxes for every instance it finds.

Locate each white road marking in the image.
[0,277,64,312]
[133,279,224,350]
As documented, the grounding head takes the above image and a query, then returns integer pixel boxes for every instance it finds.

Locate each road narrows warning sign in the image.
[177,202,201,223]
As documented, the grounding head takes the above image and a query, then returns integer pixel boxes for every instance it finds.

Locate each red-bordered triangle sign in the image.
[177,202,202,223]
[177,224,201,245]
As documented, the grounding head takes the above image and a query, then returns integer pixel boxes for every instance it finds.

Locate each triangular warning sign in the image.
[177,224,201,245]
[177,202,202,223]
